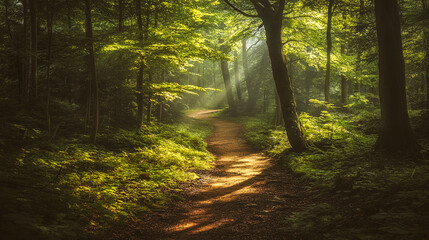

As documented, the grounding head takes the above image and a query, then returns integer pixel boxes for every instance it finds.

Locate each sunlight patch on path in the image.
[165,110,273,235]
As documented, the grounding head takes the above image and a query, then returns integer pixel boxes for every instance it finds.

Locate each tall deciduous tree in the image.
[136,0,144,127]
[84,0,99,143]
[241,39,255,112]
[224,0,307,152]
[220,58,236,113]
[422,0,429,108]
[29,0,38,103]
[233,51,242,103]
[325,0,334,103]
[374,0,420,156]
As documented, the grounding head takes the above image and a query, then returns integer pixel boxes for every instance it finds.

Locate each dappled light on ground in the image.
[115,110,311,239]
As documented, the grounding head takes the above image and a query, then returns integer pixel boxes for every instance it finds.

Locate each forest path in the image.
[114,110,311,239]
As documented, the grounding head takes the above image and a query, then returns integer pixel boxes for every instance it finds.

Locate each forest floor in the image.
[108,110,315,239]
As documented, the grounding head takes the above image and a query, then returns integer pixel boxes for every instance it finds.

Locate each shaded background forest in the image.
[1,0,429,239]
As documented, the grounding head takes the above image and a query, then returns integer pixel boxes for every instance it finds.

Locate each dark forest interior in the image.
[1,0,429,239]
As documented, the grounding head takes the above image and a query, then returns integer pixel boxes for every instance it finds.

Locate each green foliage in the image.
[0,117,214,239]
[236,109,429,239]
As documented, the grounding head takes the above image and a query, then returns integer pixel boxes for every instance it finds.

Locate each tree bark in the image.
[250,0,307,152]
[212,61,216,88]
[146,70,152,123]
[374,0,420,156]
[242,39,255,113]
[4,0,12,40]
[325,0,334,103]
[304,47,312,108]
[29,0,38,104]
[220,59,236,113]
[136,0,144,127]
[234,51,242,102]
[340,44,347,105]
[85,0,99,143]
[146,0,153,124]
[423,0,429,108]
[118,0,124,32]
[46,0,54,133]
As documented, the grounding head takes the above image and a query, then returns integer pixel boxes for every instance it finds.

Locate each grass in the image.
[0,114,215,239]
[229,109,429,240]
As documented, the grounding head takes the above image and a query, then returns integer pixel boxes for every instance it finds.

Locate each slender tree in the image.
[233,51,242,102]
[136,0,144,127]
[374,0,420,156]
[224,0,307,152]
[325,0,334,103]
[423,0,429,108]
[340,44,347,105]
[84,0,99,143]
[220,59,236,113]
[241,39,255,112]
[29,0,38,103]
[46,0,54,133]
[251,0,307,152]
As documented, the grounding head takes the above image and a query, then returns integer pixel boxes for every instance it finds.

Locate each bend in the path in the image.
[112,110,310,240]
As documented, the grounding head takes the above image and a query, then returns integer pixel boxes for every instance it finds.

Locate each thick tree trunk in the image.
[220,59,236,113]
[29,0,38,104]
[85,0,99,143]
[234,51,242,102]
[250,0,307,152]
[374,0,420,156]
[325,0,334,103]
[274,90,283,126]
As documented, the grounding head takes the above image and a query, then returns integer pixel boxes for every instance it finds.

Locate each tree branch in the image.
[222,0,259,18]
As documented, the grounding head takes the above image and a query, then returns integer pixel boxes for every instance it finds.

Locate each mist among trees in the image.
[1,0,429,239]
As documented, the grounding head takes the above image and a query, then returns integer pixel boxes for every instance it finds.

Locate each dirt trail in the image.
[114,110,311,239]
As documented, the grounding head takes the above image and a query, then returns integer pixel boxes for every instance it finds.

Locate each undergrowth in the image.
[0,116,214,239]
[234,108,429,240]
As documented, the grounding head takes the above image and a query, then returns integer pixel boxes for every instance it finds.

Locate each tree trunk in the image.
[304,47,312,108]
[46,0,54,133]
[340,44,347,105]
[146,0,153,123]
[4,0,12,40]
[85,0,99,143]
[423,0,429,108]
[22,0,30,102]
[146,70,152,123]
[274,89,283,126]
[250,0,307,152]
[220,59,236,113]
[242,39,255,113]
[29,0,38,104]
[118,0,124,32]
[325,0,334,103]
[233,51,242,103]
[374,0,420,156]
[354,0,365,95]
[136,0,144,127]
[212,61,216,88]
